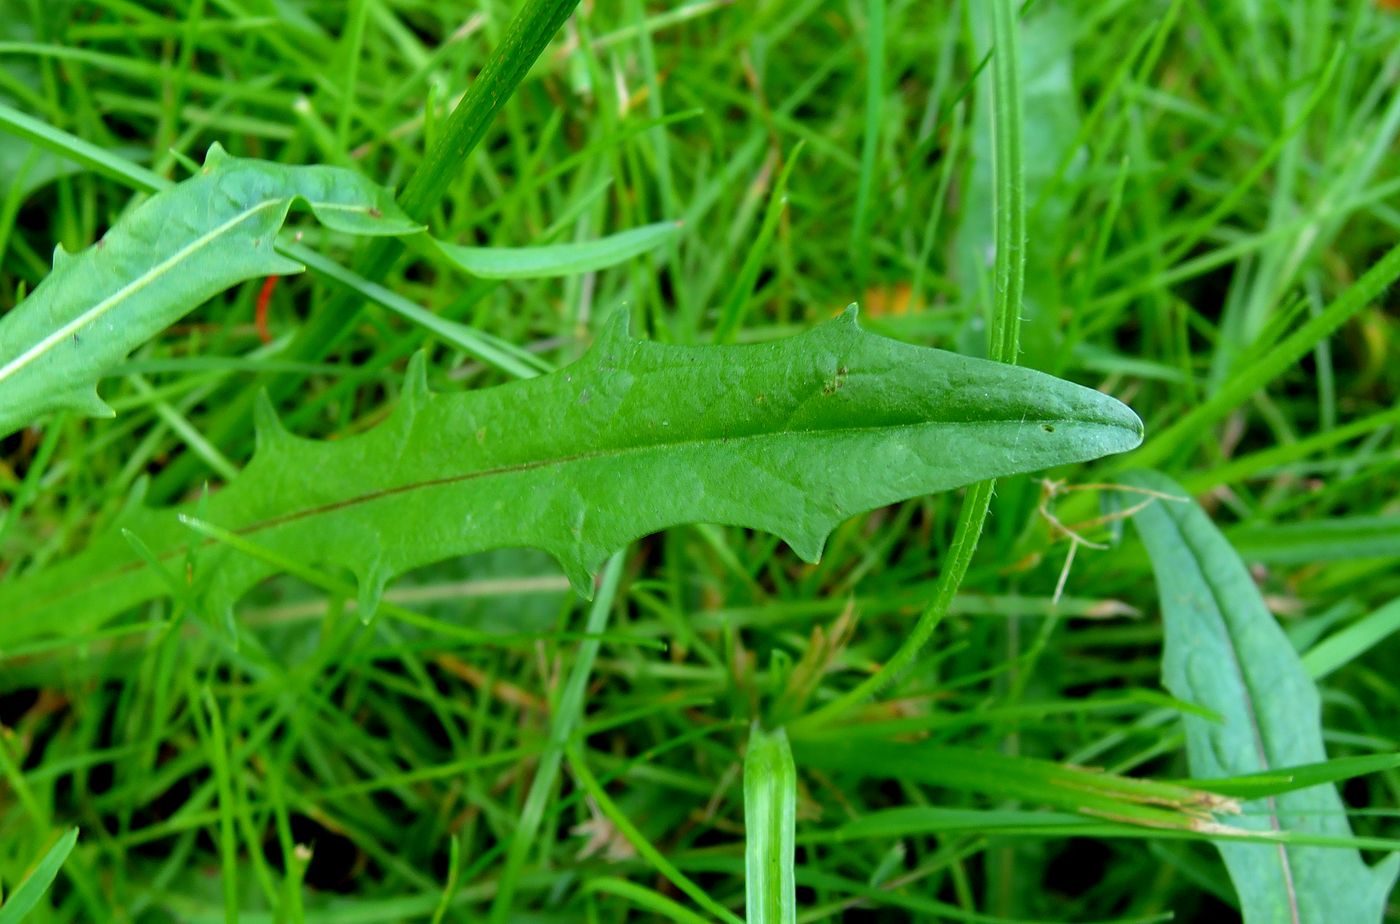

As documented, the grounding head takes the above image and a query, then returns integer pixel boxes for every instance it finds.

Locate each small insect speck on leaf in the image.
[1042,424,1055,433]
[369,206,383,218]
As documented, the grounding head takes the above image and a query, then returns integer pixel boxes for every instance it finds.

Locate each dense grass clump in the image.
[2,1,1399,922]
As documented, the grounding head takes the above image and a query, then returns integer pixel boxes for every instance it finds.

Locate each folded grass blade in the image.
[745,723,796,924]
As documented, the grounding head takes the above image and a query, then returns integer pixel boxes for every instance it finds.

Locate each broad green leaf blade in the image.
[0,309,1142,647]
[1121,469,1400,924]
[0,828,78,924]
[745,723,796,924]
[432,221,682,279]
[0,143,420,437]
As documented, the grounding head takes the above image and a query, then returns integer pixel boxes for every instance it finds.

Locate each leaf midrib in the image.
[239,413,1114,536]
[1166,504,1302,924]
[0,194,392,386]
[10,412,1121,619]
[0,199,283,383]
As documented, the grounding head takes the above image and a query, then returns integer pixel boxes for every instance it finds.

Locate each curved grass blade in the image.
[431,221,682,279]
[745,723,797,924]
[0,309,1142,647]
[0,828,79,924]
[0,143,421,438]
[1121,469,1400,924]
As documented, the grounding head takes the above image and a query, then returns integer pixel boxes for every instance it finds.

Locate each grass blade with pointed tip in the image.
[431,221,682,279]
[745,723,796,924]
[0,143,421,438]
[1121,469,1400,924]
[0,309,1142,647]
[0,829,79,924]
[792,740,1233,832]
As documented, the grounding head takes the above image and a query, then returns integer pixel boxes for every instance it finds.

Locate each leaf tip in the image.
[64,387,115,420]
[203,141,231,172]
[556,553,598,599]
[252,390,291,454]
[589,308,633,359]
[356,563,393,625]
[401,351,433,413]
[115,476,151,525]
[783,530,825,565]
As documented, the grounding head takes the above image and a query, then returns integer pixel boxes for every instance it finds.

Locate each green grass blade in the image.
[0,829,79,924]
[487,553,623,923]
[793,740,1231,832]
[1121,469,1400,923]
[744,723,796,924]
[1177,753,1400,800]
[582,878,714,924]
[1301,596,1400,681]
[0,100,164,194]
[1122,241,1400,472]
[849,0,884,287]
[431,220,682,279]
[714,145,802,344]
[567,740,744,924]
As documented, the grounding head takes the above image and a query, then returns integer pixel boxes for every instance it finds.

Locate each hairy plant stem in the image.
[794,0,1025,733]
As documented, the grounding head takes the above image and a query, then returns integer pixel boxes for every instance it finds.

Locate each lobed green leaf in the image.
[0,309,1141,647]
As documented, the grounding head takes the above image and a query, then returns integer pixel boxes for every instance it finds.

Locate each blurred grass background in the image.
[1,0,1399,920]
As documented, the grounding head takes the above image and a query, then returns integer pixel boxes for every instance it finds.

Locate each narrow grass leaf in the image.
[1301,596,1400,681]
[0,828,79,924]
[0,309,1141,647]
[791,740,1230,832]
[744,723,796,924]
[431,221,682,279]
[581,878,714,924]
[567,741,744,924]
[1177,753,1400,800]
[1228,515,1400,565]
[1121,469,1400,924]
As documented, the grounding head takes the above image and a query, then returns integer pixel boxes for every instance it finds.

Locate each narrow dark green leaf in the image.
[0,309,1141,647]
[1178,753,1400,800]
[793,739,1227,831]
[745,723,796,924]
[1122,469,1400,924]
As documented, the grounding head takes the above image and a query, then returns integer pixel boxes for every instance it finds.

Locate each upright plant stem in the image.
[290,0,582,357]
[794,0,1024,733]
